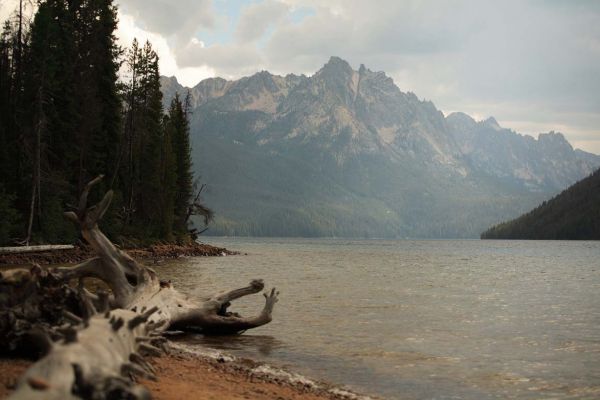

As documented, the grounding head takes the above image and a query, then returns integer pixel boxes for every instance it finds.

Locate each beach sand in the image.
[0,348,367,400]
[141,352,358,400]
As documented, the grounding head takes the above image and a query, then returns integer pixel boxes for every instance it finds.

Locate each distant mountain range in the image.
[482,168,600,239]
[160,56,600,238]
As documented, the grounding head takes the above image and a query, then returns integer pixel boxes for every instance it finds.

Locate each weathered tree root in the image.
[0,265,86,357]
[9,302,160,399]
[3,175,279,399]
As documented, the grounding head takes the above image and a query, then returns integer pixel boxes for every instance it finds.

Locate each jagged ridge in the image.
[160,57,600,238]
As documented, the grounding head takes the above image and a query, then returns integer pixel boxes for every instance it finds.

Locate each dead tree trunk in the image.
[4,175,278,399]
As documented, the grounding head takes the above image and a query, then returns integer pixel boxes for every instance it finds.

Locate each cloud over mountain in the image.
[121,0,600,154]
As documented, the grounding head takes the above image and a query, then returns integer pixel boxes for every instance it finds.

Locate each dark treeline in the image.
[0,0,200,246]
[481,168,600,240]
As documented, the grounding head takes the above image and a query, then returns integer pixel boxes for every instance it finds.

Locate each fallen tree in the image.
[0,176,279,399]
[0,245,75,255]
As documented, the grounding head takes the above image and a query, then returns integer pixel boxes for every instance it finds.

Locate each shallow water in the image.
[154,238,600,399]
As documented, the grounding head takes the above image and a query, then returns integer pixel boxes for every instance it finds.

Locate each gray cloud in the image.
[8,0,597,152]
[255,0,600,153]
[176,40,262,77]
[116,0,215,41]
[234,0,289,43]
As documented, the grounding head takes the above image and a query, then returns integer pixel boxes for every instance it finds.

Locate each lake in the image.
[154,238,600,399]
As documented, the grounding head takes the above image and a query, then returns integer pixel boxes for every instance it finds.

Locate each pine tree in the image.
[0,1,193,245]
[0,17,27,244]
[121,39,173,241]
[18,0,122,243]
[159,114,177,240]
[168,92,194,236]
[72,0,122,193]
[138,42,165,237]
[24,0,78,243]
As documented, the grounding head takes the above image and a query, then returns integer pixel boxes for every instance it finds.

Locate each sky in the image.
[1,0,599,154]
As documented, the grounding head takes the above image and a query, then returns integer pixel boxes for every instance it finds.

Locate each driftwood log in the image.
[0,245,75,254]
[1,176,279,399]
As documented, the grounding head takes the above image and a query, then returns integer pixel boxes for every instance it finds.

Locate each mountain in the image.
[160,57,600,238]
[481,168,600,239]
[446,113,596,190]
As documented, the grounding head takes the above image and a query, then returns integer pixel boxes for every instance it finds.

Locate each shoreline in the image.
[0,246,376,399]
[0,242,236,267]
[0,342,375,400]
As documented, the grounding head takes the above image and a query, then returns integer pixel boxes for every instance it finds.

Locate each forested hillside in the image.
[0,0,196,246]
[481,169,600,239]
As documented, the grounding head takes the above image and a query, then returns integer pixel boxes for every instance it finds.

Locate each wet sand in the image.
[141,351,364,400]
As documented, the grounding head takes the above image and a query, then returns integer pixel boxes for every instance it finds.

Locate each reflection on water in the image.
[154,239,600,399]
[176,334,284,357]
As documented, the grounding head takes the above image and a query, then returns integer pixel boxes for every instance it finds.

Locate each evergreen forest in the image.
[0,0,198,246]
[481,168,600,240]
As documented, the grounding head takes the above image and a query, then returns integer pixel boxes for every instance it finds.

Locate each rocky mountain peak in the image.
[318,56,354,75]
[538,131,567,142]
[237,70,280,92]
[159,75,185,108]
[482,116,502,130]
[315,56,355,79]
[161,75,179,85]
[447,112,475,123]
[446,112,477,134]
[538,131,572,151]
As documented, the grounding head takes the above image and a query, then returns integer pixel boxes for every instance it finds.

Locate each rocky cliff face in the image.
[446,112,598,191]
[160,57,600,238]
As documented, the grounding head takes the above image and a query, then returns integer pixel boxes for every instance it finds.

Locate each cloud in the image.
[234,0,289,43]
[110,0,600,153]
[176,39,262,78]
[116,0,215,44]
[116,12,215,86]
[2,0,599,152]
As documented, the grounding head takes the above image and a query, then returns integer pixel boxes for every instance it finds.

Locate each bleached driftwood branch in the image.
[4,175,278,399]
[0,245,75,254]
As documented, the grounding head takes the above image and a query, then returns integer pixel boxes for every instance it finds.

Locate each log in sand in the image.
[1,175,279,399]
[0,245,75,255]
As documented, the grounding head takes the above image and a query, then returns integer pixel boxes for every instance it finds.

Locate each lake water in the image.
[154,238,600,399]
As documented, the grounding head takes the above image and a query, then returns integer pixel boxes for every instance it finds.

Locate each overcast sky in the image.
[1,0,599,153]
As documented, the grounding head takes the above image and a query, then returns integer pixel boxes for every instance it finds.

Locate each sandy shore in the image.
[0,245,373,399]
[0,344,372,400]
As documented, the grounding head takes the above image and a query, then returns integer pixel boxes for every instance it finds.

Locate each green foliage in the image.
[0,1,196,246]
[37,194,77,244]
[482,168,600,239]
[167,92,194,234]
[120,40,176,241]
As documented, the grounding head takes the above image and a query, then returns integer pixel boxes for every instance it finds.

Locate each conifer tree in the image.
[0,1,197,245]
[121,39,174,240]
[17,0,122,243]
[168,92,194,236]
[0,17,27,244]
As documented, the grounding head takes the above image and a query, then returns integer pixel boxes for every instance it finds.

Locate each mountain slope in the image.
[446,112,595,190]
[481,168,600,239]
[160,57,600,238]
